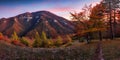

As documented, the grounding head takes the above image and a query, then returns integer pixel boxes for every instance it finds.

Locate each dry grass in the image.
[0,38,120,60]
[0,40,96,60]
[101,39,120,60]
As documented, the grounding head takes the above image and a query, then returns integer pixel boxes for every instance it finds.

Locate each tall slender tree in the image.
[41,31,48,47]
[33,32,42,47]
[102,0,120,39]
[11,31,19,41]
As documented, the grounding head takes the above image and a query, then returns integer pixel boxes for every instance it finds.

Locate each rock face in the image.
[0,11,75,38]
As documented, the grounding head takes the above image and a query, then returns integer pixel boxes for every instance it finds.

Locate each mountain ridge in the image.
[0,10,75,38]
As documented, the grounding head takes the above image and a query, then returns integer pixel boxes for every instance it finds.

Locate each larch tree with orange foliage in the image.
[89,3,107,41]
[70,4,93,44]
[70,3,107,43]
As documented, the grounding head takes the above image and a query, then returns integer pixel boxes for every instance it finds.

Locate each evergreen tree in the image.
[11,31,19,41]
[41,31,47,40]
[11,31,21,45]
[32,32,42,47]
[41,31,48,47]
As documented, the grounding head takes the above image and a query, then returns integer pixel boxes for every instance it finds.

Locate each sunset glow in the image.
[0,0,101,20]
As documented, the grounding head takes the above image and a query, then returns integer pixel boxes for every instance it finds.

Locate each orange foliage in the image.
[11,40,24,46]
[0,36,4,40]
[3,36,11,43]
[0,33,4,40]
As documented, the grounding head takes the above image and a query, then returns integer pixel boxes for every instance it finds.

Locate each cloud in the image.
[0,0,102,19]
[92,2,100,7]
[48,7,72,12]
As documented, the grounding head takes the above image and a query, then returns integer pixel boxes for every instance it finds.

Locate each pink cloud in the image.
[48,7,72,12]
[92,2,100,7]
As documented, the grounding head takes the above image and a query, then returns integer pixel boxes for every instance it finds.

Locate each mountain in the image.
[0,11,75,38]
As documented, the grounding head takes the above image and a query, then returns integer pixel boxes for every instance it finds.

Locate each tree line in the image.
[0,31,72,48]
[70,0,120,43]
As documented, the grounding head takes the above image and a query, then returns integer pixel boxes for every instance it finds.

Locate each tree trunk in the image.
[109,2,114,40]
[113,9,116,38]
[86,33,91,44]
[98,31,102,41]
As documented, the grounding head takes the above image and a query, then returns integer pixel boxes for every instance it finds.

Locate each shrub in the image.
[79,37,85,42]
[0,32,4,40]
[67,35,72,43]
[11,40,24,46]
[20,37,30,46]
[55,36,63,47]
[4,36,11,43]
[47,39,54,47]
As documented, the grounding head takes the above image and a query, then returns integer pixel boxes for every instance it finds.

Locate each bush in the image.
[79,37,85,42]
[0,32,4,40]
[4,36,11,43]
[20,37,30,46]
[0,33,3,40]
[11,40,24,46]
[55,36,63,47]
[47,39,54,47]
[67,35,72,43]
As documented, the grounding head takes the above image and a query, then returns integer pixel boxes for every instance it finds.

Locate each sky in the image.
[0,0,101,20]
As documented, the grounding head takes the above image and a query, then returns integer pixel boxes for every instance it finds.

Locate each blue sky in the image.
[0,0,101,20]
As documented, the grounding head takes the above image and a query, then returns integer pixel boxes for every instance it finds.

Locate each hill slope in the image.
[0,11,75,38]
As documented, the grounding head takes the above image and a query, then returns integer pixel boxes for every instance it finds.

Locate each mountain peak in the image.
[0,10,75,38]
[33,10,50,13]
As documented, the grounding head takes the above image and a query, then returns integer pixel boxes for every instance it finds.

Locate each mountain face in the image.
[0,11,75,38]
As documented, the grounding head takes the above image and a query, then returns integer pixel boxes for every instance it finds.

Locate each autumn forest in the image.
[0,0,120,60]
